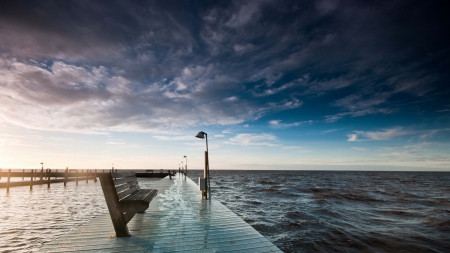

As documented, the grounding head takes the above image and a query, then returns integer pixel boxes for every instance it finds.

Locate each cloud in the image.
[226,133,278,146]
[225,2,264,28]
[348,128,450,142]
[347,134,358,142]
[0,1,448,135]
[347,127,414,141]
[153,135,195,141]
[269,119,313,128]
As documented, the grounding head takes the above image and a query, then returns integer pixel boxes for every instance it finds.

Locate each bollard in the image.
[47,169,51,188]
[7,169,11,193]
[30,169,34,190]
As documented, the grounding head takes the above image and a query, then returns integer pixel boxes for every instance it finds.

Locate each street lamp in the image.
[195,131,210,199]
[183,155,187,178]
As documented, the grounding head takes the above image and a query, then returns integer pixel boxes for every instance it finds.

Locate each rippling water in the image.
[188,170,450,253]
[0,177,159,253]
[1,170,449,252]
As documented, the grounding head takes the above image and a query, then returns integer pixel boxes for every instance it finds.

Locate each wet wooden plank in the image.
[42,175,282,253]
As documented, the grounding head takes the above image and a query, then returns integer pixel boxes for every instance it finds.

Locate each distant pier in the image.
[0,169,175,191]
[42,175,281,252]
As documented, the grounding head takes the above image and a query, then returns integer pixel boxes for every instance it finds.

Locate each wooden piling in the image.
[64,167,68,187]
[47,169,51,188]
[94,169,97,182]
[6,169,11,193]
[30,169,33,190]
[76,170,79,185]
[40,168,43,181]
[56,169,58,179]
[0,168,2,180]
[86,169,88,183]
[22,169,25,180]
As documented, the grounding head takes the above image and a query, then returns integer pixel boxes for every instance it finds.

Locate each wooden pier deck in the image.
[42,175,282,252]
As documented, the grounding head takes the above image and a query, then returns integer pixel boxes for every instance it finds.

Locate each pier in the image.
[0,169,98,191]
[42,175,281,252]
[0,169,174,191]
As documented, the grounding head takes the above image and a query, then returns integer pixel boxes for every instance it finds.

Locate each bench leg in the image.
[99,174,131,237]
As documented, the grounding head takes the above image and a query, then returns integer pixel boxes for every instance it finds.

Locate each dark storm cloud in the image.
[0,0,448,132]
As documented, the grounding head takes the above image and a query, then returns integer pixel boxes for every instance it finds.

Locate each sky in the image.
[0,0,449,171]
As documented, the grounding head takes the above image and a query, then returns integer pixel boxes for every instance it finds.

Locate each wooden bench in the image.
[99,171,158,237]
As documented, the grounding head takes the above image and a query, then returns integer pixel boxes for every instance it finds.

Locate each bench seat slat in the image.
[115,181,139,194]
[121,189,158,203]
[117,185,139,200]
[114,176,136,186]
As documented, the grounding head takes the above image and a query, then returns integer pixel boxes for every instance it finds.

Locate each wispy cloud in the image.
[269,119,313,128]
[347,128,450,142]
[347,127,414,141]
[153,135,195,141]
[226,133,278,147]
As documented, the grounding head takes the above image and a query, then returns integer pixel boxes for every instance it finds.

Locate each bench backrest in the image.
[111,172,140,201]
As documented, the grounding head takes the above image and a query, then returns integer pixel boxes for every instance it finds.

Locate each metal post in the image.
[202,151,208,200]
[64,167,68,186]
[47,169,51,188]
[40,163,43,180]
[30,169,34,191]
[6,169,11,193]
[184,156,188,178]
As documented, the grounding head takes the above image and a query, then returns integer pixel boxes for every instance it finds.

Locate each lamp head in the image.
[183,156,186,158]
[195,131,207,139]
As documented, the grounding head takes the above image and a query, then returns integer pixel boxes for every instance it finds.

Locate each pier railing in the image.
[0,169,176,193]
[0,168,108,192]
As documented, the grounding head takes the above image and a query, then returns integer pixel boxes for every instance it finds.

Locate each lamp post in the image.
[195,131,210,200]
[183,155,187,178]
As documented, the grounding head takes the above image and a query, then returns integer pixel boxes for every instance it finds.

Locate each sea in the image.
[1,170,449,253]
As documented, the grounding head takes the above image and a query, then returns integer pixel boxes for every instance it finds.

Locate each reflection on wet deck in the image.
[43,175,281,252]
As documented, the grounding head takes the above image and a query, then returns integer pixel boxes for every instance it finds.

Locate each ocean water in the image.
[188,170,450,253]
[1,170,449,252]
